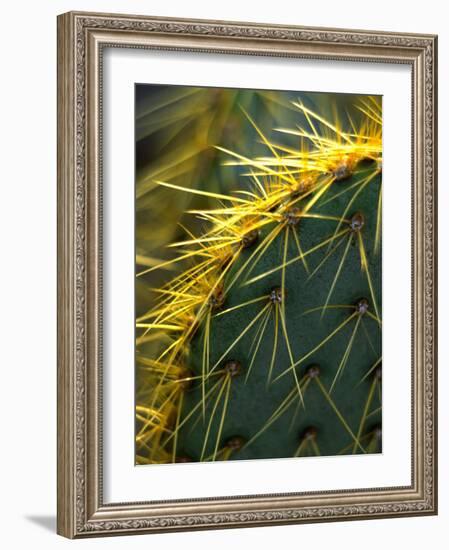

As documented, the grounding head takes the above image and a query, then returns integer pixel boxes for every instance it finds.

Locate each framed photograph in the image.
[57,11,438,538]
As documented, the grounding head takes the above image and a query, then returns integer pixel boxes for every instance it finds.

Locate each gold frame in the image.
[57,11,438,538]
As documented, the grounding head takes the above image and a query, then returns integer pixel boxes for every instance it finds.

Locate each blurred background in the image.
[135,85,372,318]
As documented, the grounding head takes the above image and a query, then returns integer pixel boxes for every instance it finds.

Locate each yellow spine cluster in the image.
[136,98,382,464]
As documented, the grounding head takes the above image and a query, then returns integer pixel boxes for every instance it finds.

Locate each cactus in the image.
[135,90,382,465]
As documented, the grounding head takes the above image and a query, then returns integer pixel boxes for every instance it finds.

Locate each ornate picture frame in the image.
[57,11,438,538]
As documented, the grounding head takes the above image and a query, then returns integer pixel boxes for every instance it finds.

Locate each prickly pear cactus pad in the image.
[135,85,382,465]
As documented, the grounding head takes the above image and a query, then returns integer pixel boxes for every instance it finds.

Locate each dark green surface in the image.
[178,171,382,461]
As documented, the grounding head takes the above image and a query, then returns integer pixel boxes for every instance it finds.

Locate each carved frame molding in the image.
[57,11,438,538]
